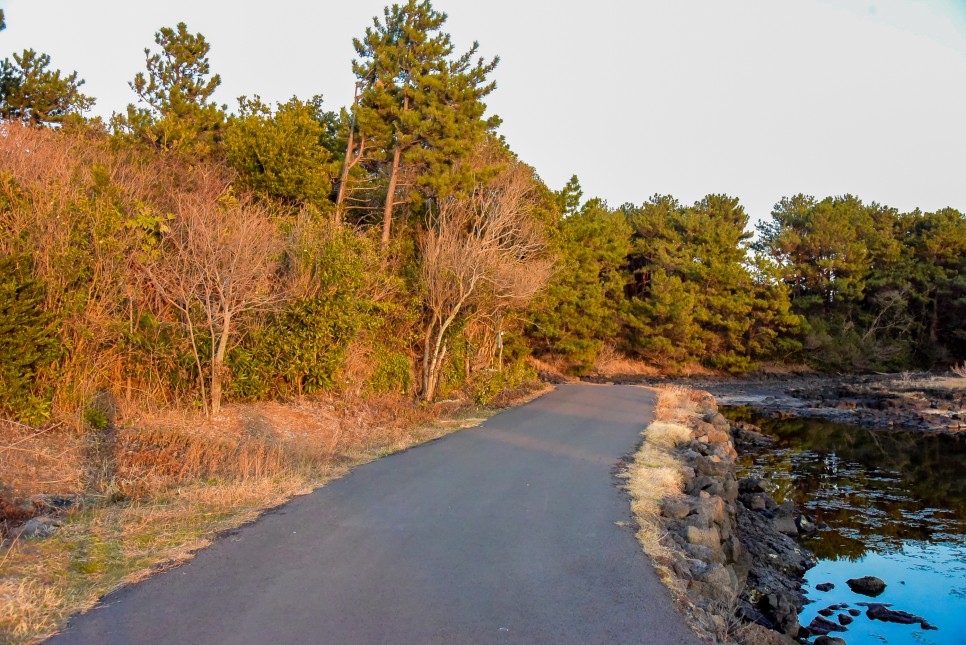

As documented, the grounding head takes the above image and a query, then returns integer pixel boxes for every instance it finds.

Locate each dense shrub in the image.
[0,254,61,423]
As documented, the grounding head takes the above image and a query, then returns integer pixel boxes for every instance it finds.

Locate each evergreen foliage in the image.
[756,196,966,368]
[528,194,631,374]
[226,95,339,212]
[619,194,801,372]
[0,0,963,428]
[352,0,500,246]
[0,49,94,125]
[0,255,61,423]
[114,22,225,155]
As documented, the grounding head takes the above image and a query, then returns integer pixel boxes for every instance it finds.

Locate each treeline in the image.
[530,188,965,375]
[0,2,963,427]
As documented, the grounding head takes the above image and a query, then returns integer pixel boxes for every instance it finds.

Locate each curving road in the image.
[50,384,699,645]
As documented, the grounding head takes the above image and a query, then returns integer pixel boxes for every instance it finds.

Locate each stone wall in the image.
[653,390,815,642]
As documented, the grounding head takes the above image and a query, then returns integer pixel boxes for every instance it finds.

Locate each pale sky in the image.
[1,0,965,224]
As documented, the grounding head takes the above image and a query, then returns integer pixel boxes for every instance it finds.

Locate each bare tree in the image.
[142,175,285,415]
[419,160,552,402]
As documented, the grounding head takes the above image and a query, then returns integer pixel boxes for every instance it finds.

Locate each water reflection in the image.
[724,408,966,562]
[723,408,966,644]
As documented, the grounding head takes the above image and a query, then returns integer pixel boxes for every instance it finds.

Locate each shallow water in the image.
[723,408,966,644]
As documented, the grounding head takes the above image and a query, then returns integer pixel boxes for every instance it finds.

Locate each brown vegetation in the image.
[419,155,552,401]
[141,172,286,416]
[625,385,694,585]
[591,344,662,379]
[0,386,546,643]
[625,386,754,643]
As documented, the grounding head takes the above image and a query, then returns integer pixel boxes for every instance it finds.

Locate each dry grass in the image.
[645,421,694,450]
[953,362,966,380]
[0,476,306,643]
[623,385,698,601]
[754,362,815,376]
[592,345,661,379]
[0,386,547,644]
[655,384,694,421]
[0,421,84,500]
[629,386,755,642]
[525,355,578,384]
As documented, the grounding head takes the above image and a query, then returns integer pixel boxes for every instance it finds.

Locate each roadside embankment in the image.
[0,383,548,644]
[627,386,815,644]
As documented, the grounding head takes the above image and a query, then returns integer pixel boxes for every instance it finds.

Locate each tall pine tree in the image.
[528,194,632,373]
[352,0,500,249]
[0,49,94,126]
[114,23,225,156]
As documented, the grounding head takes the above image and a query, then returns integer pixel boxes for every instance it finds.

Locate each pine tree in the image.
[557,175,583,216]
[623,195,708,366]
[910,207,966,360]
[226,95,338,212]
[114,22,225,156]
[755,195,924,368]
[352,0,500,249]
[756,194,873,314]
[528,196,632,373]
[0,49,94,126]
[623,194,798,372]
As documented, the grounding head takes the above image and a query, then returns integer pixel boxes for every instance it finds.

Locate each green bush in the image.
[470,359,535,406]
[366,345,413,395]
[228,296,362,400]
[0,255,62,423]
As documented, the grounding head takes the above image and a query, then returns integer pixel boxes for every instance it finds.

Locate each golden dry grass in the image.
[0,385,548,644]
[629,386,757,642]
[623,386,699,603]
[655,384,693,419]
[592,345,661,379]
[0,421,84,500]
[644,421,694,450]
[0,476,306,644]
[524,356,578,384]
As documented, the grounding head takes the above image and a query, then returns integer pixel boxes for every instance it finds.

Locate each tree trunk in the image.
[422,322,435,400]
[382,143,401,251]
[185,315,208,417]
[334,125,355,225]
[381,92,408,252]
[211,310,232,416]
[335,86,361,225]
[425,340,448,404]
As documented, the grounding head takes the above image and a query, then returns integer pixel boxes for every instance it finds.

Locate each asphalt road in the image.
[50,384,699,645]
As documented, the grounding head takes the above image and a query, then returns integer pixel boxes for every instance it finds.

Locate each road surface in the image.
[50,384,699,644]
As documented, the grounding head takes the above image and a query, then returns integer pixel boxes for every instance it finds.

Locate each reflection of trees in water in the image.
[727,407,966,562]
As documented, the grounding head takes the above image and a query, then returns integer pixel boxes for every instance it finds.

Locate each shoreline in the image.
[595,374,966,434]
[628,386,817,644]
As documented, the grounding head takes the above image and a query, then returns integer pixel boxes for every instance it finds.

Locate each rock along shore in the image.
[654,390,816,643]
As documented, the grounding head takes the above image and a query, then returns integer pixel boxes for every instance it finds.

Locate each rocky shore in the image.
[699,374,966,434]
[646,389,818,643]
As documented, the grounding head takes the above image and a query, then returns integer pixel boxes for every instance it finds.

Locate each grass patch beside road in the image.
[624,386,694,597]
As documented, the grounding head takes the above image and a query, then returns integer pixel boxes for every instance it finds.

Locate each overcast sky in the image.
[1,0,964,224]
